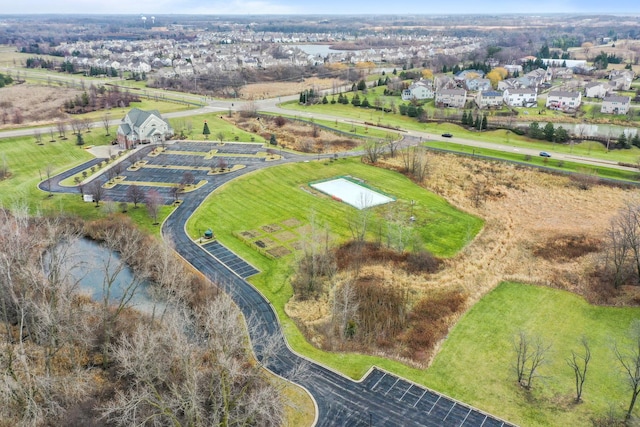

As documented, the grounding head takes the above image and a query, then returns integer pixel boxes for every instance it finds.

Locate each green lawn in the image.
[0,132,172,236]
[423,282,640,426]
[186,158,483,379]
[169,113,261,142]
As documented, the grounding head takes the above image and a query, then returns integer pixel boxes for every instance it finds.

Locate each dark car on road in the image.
[441,133,453,138]
[539,151,551,157]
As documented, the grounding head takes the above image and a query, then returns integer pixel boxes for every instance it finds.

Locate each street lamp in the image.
[410,200,416,222]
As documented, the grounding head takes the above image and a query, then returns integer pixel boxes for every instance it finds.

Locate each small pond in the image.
[48,238,162,314]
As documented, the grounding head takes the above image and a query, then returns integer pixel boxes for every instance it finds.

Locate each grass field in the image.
[0,132,172,235]
[423,282,640,426]
[185,158,483,379]
[169,113,262,142]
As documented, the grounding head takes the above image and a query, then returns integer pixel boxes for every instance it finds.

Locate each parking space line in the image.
[428,395,440,414]
[459,407,472,426]
[371,372,386,391]
[443,402,456,422]
[413,389,426,408]
[384,378,399,396]
[400,384,412,401]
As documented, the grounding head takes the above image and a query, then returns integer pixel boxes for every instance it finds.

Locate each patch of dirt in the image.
[533,234,602,262]
[226,114,360,153]
[267,246,291,258]
[0,84,82,129]
[239,77,345,100]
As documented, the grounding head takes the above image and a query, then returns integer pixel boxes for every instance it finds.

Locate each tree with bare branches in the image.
[614,319,640,420]
[145,189,162,224]
[513,330,551,389]
[566,336,591,403]
[126,185,144,208]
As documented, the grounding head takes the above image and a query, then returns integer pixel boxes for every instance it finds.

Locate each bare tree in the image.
[70,119,82,135]
[102,294,284,427]
[363,140,384,163]
[401,146,431,182]
[34,129,42,145]
[56,120,67,140]
[614,319,640,420]
[145,189,161,224]
[102,112,111,136]
[566,336,591,403]
[605,216,632,289]
[88,180,103,207]
[216,131,225,143]
[513,331,551,389]
[44,163,54,196]
[126,185,144,208]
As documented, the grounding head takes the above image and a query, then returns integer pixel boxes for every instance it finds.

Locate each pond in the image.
[48,238,162,314]
[515,121,639,138]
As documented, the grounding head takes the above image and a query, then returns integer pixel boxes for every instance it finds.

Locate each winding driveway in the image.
[41,142,516,426]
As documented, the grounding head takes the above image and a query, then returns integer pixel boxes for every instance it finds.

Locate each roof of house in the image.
[124,108,165,127]
[481,90,503,97]
[437,88,466,96]
[584,81,604,88]
[548,90,580,98]
[603,95,631,104]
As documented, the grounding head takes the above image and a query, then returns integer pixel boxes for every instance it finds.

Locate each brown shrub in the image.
[404,250,441,274]
[354,275,409,343]
[403,290,467,355]
[273,115,287,127]
[533,234,602,262]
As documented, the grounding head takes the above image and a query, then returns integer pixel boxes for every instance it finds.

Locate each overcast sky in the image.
[5,0,640,15]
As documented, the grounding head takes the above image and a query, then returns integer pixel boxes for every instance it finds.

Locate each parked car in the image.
[441,133,453,138]
[539,151,552,157]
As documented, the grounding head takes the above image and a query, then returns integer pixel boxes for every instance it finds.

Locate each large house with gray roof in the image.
[601,96,631,115]
[117,108,174,149]
[545,90,582,110]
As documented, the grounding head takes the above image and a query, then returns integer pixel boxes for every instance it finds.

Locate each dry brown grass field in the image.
[238,77,344,100]
[0,84,82,128]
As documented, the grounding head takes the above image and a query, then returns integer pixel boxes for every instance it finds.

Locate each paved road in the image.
[41,144,517,426]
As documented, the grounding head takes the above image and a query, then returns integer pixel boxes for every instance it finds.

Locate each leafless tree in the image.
[126,185,144,208]
[566,336,591,403]
[347,194,374,243]
[614,319,640,421]
[33,129,42,145]
[88,180,103,207]
[102,112,111,136]
[605,216,632,289]
[44,164,54,196]
[102,294,284,427]
[401,146,431,182]
[513,330,552,389]
[70,119,82,135]
[330,279,359,340]
[49,128,55,143]
[181,171,195,187]
[363,140,384,163]
[80,118,92,134]
[387,135,399,158]
[216,131,225,143]
[145,189,161,224]
[56,120,67,139]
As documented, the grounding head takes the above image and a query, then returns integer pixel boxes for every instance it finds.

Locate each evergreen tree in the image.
[544,122,555,141]
[76,133,84,146]
[322,96,328,104]
[330,96,336,104]
[473,114,480,129]
[554,126,569,143]
[442,65,448,73]
[357,79,367,91]
[203,121,211,139]
[399,104,408,115]
[351,93,361,107]
[529,122,544,139]
[407,104,417,117]
[269,134,277,145]
[632,133,640,148]
[361,97,370,108]
[481,115,488,130]
[461,110,468,125]
[618,132,628,148]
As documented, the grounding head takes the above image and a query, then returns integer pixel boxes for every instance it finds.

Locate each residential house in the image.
[503,89,538,108]
[601,95,631,115]
[454,69,485,82]
[116,108,174,149]
[583,82,609,99]
[465,78,492,92]
[545,90,582,110]
[435,89,467,108]
[525,68,552,87]
[609,70,634,91]
[401,79,434,101]
[548,67,573,80]
[475,90,503,109]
